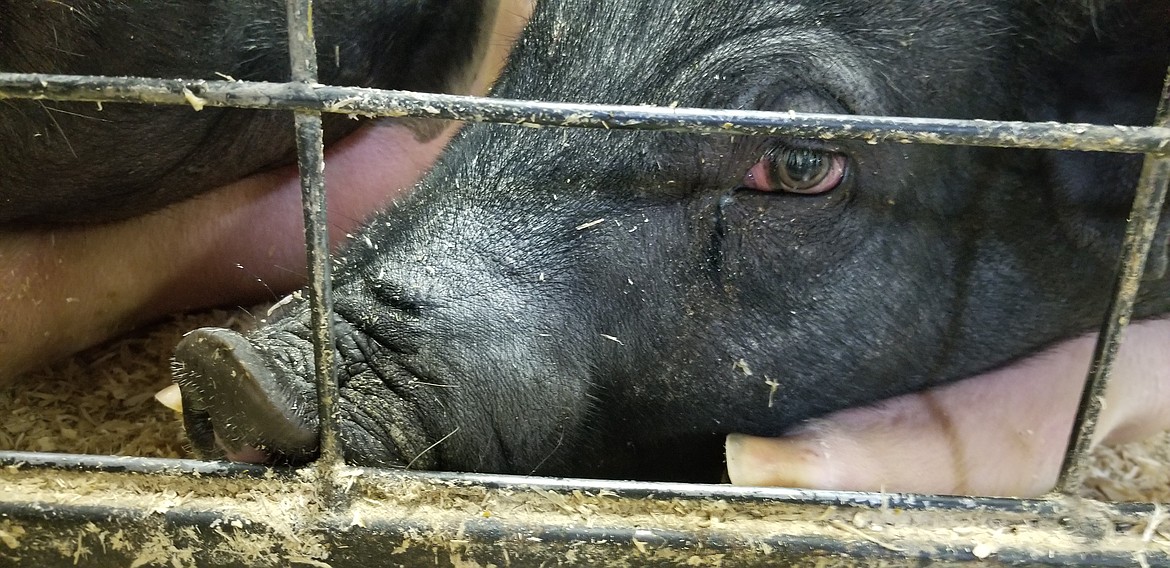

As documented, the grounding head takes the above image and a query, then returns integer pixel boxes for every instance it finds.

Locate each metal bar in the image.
[1055,66,1170,494]
[283,0,343,480]
[3,450,1141,516]
[2,464,1166,567]
[360,469,1153,518]
[1,72,1168,154]
[0,451,269,477]
[284,0,345,514]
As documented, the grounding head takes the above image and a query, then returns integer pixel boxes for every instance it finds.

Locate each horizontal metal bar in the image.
[1,72,1168,154]
[363,468,1170,520]
[0,450,1163,519]
[0,451,269,477]
[0,451,1027,514]
[1,463,1166,567]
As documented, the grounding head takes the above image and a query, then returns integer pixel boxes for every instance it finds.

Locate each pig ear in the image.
[1031,3,1170,278]
[172,328,319,462]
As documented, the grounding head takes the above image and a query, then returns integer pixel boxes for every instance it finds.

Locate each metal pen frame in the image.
[0,1,1168,565]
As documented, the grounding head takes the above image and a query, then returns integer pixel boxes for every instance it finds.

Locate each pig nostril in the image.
[173,327,320,463]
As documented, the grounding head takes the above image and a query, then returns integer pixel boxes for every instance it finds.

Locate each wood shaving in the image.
[1082,430,1170,502]
[0,307,263,459]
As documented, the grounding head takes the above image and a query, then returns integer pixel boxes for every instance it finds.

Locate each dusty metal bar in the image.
[286,0,317,83]
[361,468,1162,518]
[1055,66,1170,495]
[283,0,343,478]
[2,464,1167,567]
[0,450,1156,518]
[1,72,1168,154]
[0,451,269,477]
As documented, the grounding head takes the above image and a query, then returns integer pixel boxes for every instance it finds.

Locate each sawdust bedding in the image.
[1,307,1167,502]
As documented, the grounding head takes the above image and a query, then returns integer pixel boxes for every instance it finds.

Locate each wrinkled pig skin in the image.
[0,0,497,225]
[175,0,1170,482]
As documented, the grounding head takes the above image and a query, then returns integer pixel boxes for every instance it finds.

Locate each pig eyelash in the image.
[741,144,848,195]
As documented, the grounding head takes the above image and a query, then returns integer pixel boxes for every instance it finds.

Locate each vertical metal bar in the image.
[1055,67,1170,494]
[286,0,343,474]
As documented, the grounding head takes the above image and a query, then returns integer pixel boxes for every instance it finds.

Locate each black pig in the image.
[0,0,496,225]
[174,0,1170,481]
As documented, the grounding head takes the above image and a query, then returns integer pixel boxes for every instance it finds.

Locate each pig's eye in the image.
[743,145,847,194]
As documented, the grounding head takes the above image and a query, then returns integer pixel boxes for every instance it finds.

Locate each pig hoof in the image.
[172,328,318,464]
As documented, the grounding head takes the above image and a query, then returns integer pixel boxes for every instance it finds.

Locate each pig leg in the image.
[726,318,1170,497]
[0,123,453,383]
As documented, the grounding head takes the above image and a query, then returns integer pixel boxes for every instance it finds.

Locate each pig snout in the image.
[172,300,446,471]
[173,328,318,464]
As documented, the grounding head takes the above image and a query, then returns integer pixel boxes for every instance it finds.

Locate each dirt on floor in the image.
[1,306,1167,502]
